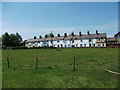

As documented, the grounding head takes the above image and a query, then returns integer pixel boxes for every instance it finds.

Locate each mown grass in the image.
[2,48,119,88]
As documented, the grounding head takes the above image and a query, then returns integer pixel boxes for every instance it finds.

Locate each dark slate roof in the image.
[26,38,40,42]
[64,33,106,40]
[107,37,117,41]
[52,36,65,40]
[64,35,74,40]
[26,33,107,42]
[79,33,106,39]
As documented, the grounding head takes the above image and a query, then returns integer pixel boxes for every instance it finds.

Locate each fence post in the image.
[35,57,38,69]
[73,57,76,71]
[7,57,10,68]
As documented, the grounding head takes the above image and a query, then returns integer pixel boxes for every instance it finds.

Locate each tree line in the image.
[2,32,25,48]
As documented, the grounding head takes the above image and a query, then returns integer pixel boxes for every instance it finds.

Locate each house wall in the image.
[96,38,106,47]
[26,38,106,48]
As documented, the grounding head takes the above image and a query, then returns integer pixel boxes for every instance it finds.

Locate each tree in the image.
[9,34,19,46]
[2,32,10,46]
[22,40,27,46]
[2,32,23,47]
[16,32,22,45]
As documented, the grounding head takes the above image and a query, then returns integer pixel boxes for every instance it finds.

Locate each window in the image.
[57,41,59,43]
[57,45,59,47]
[103,43,104,47]
[68,44,70,47]
[93,44,95,47]
[65,45,67,47]
[76,44,78,47]
[72,40,74,43]
[84,44,86,47]
[98,44,101,47]
[72,45,75,47]
[80,39,82,42]
[64,40,66,43]
[89,39,91,42]
[98,38,101,41]
[80,44,82,47]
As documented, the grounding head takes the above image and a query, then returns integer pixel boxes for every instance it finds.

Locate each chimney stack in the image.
[64,33,67,37]
[39,36,42,39]
[34,36,36,39]
[79,32,82,36]
[45,35,48,38]
[96,30,99,35]
[58,34,60,37]
[71,32,74,36]
[87,31,90,35]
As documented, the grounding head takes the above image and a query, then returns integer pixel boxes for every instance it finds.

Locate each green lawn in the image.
[2,48,119,88]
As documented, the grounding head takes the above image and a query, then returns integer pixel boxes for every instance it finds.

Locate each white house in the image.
[25,30,107,48]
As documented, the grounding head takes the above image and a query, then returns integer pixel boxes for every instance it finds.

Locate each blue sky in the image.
[2,2,118,40]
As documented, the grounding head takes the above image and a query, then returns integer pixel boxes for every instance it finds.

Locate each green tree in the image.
[2,32,23,47]
[9,34,19,46]
[16,33,22,45]
[2,32,10,46]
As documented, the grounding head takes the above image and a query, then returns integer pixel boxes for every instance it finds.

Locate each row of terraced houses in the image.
[25,30,120,48]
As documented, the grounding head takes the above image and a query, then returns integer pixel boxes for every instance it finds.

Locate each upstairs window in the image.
[98,38,101,41]
[80,39,82,42]
[57,41,59,43]
[72,40,74,43]
[89,39,91,42]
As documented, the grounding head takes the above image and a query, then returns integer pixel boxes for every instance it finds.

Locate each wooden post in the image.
[35,57,38,69]
[7,57,10,68]
[73,57,76,71]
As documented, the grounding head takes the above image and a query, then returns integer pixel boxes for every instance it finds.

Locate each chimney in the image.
[39,36,42,39]
[45,35,48,38]
[64,33,67,37]
[79,32,82,36]
[34,36,36,39]
[96,30,99,35]
[71,32,74,36]
[87,31,90,35]
[58,34,60,37]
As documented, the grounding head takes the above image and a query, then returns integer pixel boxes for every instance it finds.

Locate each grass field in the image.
[2,48,119,88]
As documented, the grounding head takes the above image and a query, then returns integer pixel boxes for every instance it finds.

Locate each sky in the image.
[2,2,118,40]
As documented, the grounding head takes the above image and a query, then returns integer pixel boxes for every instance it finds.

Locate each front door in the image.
[61,44,63,47]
